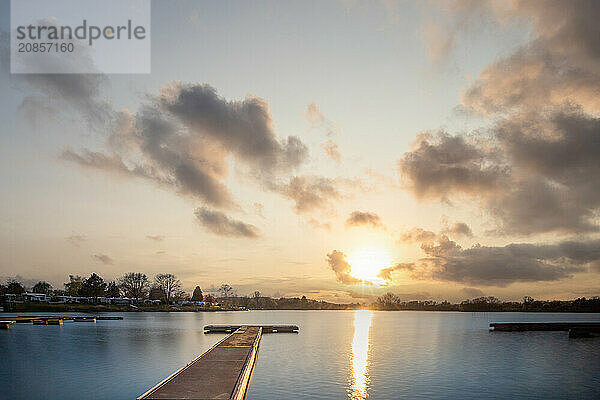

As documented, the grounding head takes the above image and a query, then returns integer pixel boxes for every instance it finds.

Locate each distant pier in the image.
[138,324,298,400]
[490,322,600,338]
[0,315,123,327]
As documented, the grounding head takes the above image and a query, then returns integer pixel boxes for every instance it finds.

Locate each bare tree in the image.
[155,273,182,304]
[218,284,234,298]
[119,272,149,301]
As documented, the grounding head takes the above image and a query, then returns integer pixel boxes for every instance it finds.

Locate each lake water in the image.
[1,311,599,399]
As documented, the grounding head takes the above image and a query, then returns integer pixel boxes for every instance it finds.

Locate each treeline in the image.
[223,293,360,310]
[0,273,212,304]
[373,293,600,312]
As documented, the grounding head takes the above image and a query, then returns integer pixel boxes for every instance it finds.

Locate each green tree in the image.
[32,281,52,294]
[6,280,25,294]
[64,275,84,296]
[192,286,204,301]
[155,273,182,304]
[79,273,107,297]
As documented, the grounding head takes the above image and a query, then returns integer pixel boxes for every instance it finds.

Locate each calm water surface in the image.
[1,311,599,399]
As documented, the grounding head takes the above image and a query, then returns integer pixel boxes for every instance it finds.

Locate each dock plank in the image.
[139,326,262,400]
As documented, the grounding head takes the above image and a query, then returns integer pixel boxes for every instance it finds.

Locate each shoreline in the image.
[2,303,599,313]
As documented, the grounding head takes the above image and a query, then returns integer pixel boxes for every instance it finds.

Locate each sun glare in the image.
[347,248,391,285]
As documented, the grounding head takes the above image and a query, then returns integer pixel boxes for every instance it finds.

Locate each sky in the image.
[1,0,599,303]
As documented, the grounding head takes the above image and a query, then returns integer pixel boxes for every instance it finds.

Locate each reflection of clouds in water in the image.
[349,310,373,400]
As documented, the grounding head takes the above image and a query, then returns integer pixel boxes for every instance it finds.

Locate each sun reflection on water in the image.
[349,310,373,400]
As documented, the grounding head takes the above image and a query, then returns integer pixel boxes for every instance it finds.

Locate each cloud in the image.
[253,203,265,218]
[399,227,438,243]
[420,0,498,64]
[308,218,332,231]
[92,253,114,265]
[305,102,336,136]
[395,235,599,287]
[346,211,384,229]
[66,234,86,247]
[194,207,260,238]
[441,222,473,238]
[322,140,341,162]
[488,108,600,234]
[400,109,600,235]
[23,73,110,125]
[408,2,600,236]
[146,235,164,242]
[160,83,308,172]
[377,263,415,282]
[460,287,485,298]
[306,102,325,128]
[461,1,600,114]
[398,131,509,199]
[326,250,362,285]
[61,148,144,177]
[276,175,341,214]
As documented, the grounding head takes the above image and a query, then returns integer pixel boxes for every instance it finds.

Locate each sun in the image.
[347,248,391,286]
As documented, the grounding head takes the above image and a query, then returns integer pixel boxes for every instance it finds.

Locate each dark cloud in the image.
[346,211,384,229]
[410,2,600,236]
[277,176,341,214]
[160,83,307,172]
[395,235,598,287]
[398,131,509,199]
[461,0,600,114]
[92,253,114,265]
[400,110,600,235]
[489,109,600,234]
[194,207,260,238]
[146,235,164,242]
[460,287,485,298]
[326,250,362,285]
[23,73,110,125]
[58,82,325,232]
[441,222,473,238]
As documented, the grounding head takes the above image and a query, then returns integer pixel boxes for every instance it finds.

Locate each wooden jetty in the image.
[490,322,600,338]
[139,324,297,400]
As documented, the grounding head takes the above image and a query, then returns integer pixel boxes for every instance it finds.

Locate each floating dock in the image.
[490,322,600,331]
[1,315,123,323]
[138,324,298,400]
[490,322,600,338]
